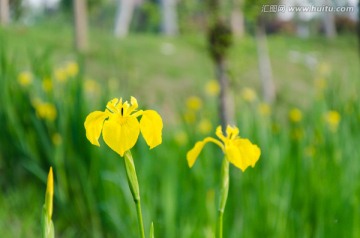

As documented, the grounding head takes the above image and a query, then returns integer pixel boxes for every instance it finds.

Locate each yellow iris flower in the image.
[84,97,163,156]
[187,125,260,172]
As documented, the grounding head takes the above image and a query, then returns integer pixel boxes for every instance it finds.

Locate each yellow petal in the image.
[106,98,119,112]
[102,114,140,156]
[226,125,239,139]
[225,144,244,170]
[129,96,138,112]
[84,111,109,146]
[215,126,226,141]
[140,110,163,149]
[186,137,223,168]
[187,140,207,168]
[226,139,261,171]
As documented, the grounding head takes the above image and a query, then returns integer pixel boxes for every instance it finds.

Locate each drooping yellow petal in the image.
[225,143,246,171]
[186,140,207,168]
[84,111,109,146]
[186,137,223,168]
[140,110,163,149]
[226,139,261,171]
[238,139,261,168]
[102,114,140,156]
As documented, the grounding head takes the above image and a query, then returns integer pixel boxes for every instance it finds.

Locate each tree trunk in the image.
[160,0,178,36]
[73,0,88,52]
[0,0,9,26]
[322,12,337,39]
[255,20,276,103]
[216,59,234,128]
[358,0,360,59]
[231,0,244,38]
[207,0,234,129]
[114,0,135,38]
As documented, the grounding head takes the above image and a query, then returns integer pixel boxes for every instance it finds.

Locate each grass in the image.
[0,21,360,237]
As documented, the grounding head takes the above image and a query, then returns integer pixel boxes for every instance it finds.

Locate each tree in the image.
[231,0,245,37]
[321,1,337,39]
[114,0,136,38]
[73,0,89,52]
[207,0,234,128]
[0,0,9,26]
[244,0,276,103]
[160,0,178,35]
[255,17,275,103]
[322,13,337,39]
[358,0,360,58]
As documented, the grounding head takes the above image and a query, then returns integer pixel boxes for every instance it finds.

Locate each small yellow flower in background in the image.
[241,87,257,102]
[186,96,202,111]
[174,130,188,146]
[314,77,327,91]
[84,79,100,95]
[54,67,67,82]
[289,108,302,123]
[42,77,53,93]
[205,80,220,97]
[52,133,62,146]
[184,111,196,124]
[66,61,79,77]
[305,146,315,158]
[325,110,341,132]
[108,77,119,92]
[198,118,212,135]
[291,128,304,141]
[271,123,281,134]
[18,71,33,87]
[258,103,271,117]
[84,97,163,156]
[187,125,260,172]
[317,62,330,76]
[33,99,57,121]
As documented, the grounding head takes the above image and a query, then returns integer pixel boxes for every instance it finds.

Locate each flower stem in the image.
[217,158,229,238]
[218,211,224,238]
[135,199,146,238]
[124,151,146,238]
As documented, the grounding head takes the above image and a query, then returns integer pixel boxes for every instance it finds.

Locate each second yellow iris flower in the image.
[187,125,260,172]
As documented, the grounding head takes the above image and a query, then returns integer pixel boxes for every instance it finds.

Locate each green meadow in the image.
[0,22,360,237]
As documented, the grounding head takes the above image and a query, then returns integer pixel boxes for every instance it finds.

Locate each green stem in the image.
[124,151,146,238]
[135,200,146,238]
[218,211,224,238]
[217,158,229,238]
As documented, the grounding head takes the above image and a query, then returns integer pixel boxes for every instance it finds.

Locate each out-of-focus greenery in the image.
[0,22,359,237]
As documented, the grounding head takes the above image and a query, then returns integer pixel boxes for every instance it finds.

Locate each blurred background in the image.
[0,0,359,237]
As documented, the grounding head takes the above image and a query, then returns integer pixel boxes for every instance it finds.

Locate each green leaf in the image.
[149,222,154,238]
